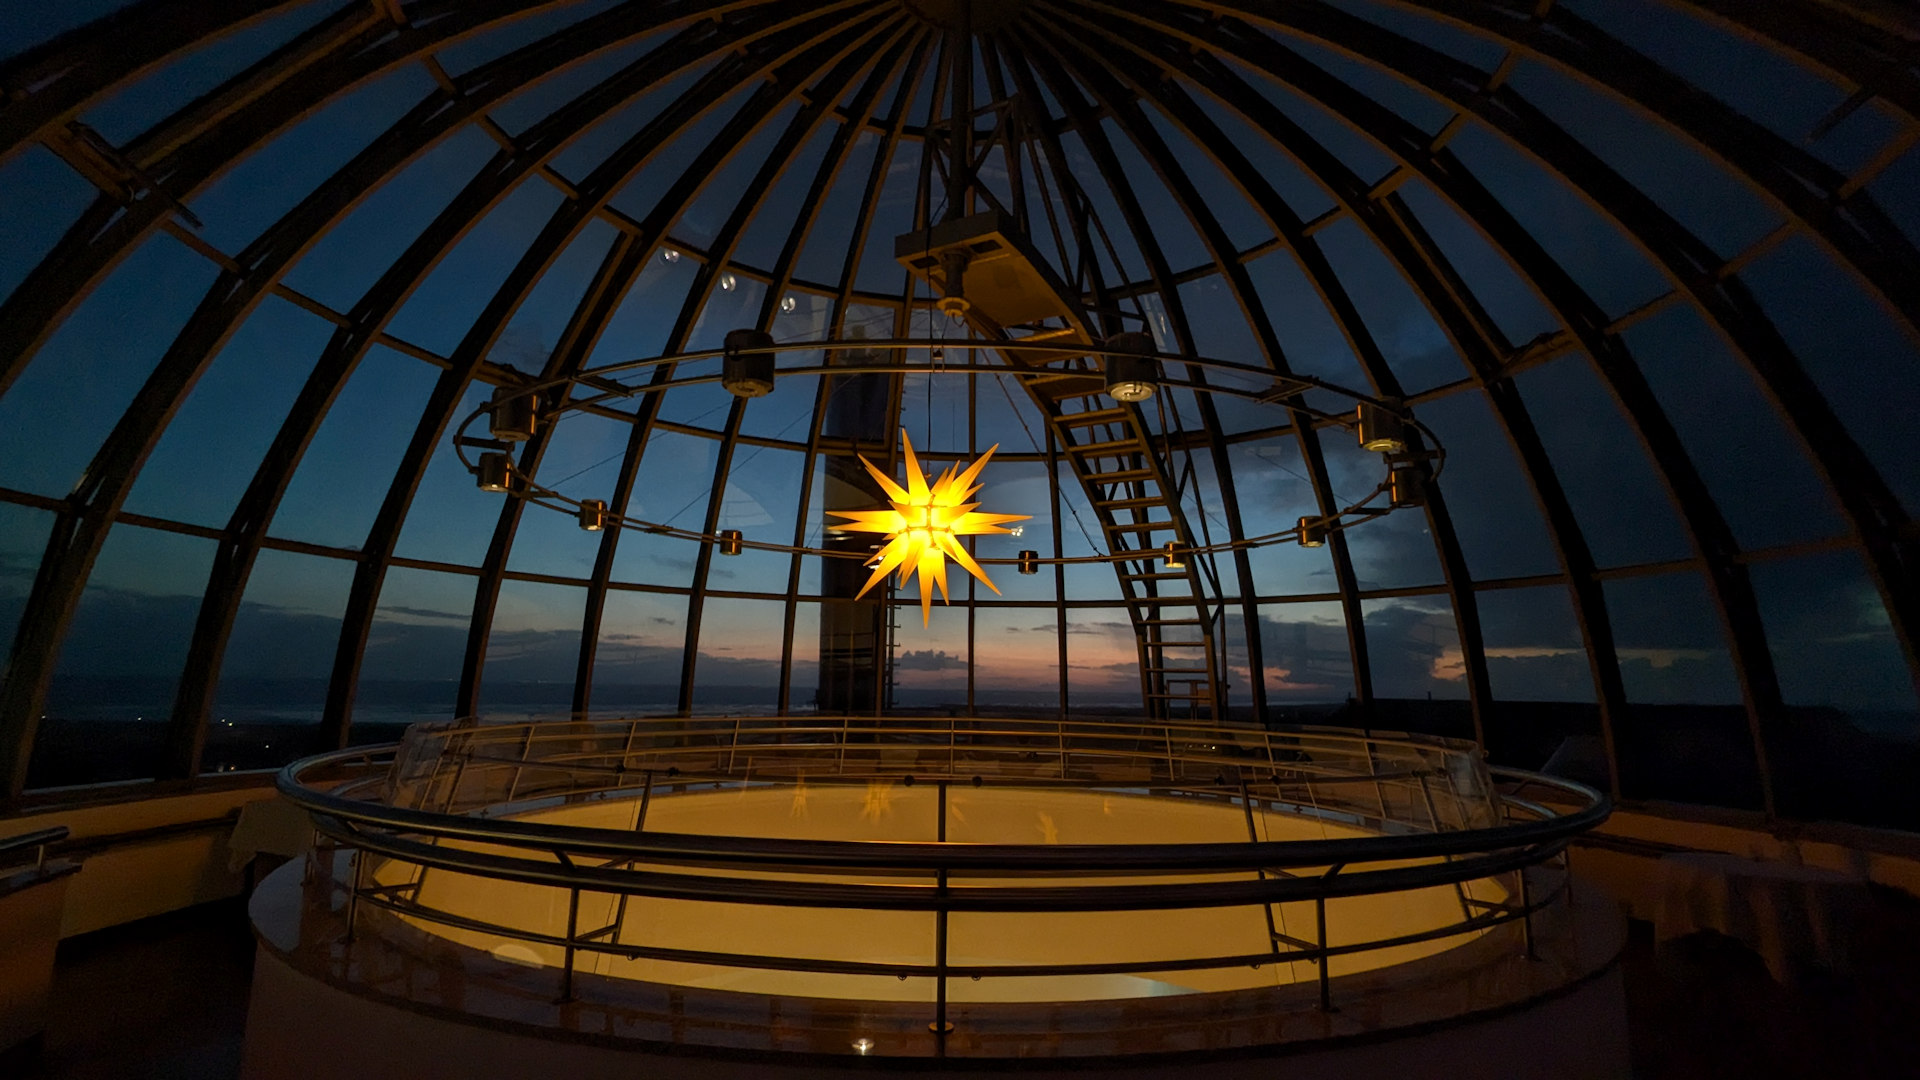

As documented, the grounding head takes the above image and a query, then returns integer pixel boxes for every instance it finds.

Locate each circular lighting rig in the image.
[451,334,1445,574]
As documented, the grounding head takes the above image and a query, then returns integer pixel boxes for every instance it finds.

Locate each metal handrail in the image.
[277,715,1608,1035]
[0,825,69,872]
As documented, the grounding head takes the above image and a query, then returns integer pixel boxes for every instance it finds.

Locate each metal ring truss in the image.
[451,337,1447,565]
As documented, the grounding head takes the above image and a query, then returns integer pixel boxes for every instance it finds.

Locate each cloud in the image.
[894,648,966,671]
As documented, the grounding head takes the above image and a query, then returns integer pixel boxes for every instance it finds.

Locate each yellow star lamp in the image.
[826,430,1031,626]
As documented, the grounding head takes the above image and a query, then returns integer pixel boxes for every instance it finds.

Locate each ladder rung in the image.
[1067,438,1143,456]
[1056,407,1132,428]
[1092,495,1164,510]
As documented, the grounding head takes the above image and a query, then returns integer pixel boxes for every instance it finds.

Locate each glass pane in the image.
[786,601,820,712]
[591,589,689,715]
[1450,123,1669,319]
[1740,234,1920,515]
[1417,390,1559,580]
[392,380,498,567]
[281,125,499,312]
[1396,181,1558,347]
[1325,435,1443,590]
[479,580,585,720]
[0,234,220,497]
[203,548,354,774]
[610,430,718,585]
[1065,608,1141,712]
[793,129,881,286]
[1361,594,1467,700]
[385,179,567,356]
[186,64,438,254]
[32,525,216,787]
[974,606,1059,711]
[270,346,441,549]
[1603,570,1759,808]
[1620,301,1841,549]
[1515,353,1692,568]
[355,567,475,737]
[1316,217,1464,394]
[1751,551,1920,829]
[505,411,630,580]
[1259,601,1353,711]
[1476,586,1592,703]
[1231,436,1338,597]
[691,597,783,712]
[124,295,338,528]
[0,502,55,654]
[710,444,804,596]
[0,147,98,307]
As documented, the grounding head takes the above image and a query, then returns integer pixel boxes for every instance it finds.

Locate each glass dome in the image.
[0,0,1915,830]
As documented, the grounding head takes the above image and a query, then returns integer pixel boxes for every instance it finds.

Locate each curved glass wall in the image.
[0,0,1915,831]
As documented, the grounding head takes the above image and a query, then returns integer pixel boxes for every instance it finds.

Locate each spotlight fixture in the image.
[719,272,737,292]
[935,250,970,319]
[577,499,607,532]
[721,328,776,398]
[475,452,511,492]
[1161,541,1186,570]
[1389,467,1426,509]
[718,529,744,556]
[1356,400,1408,454]
[780,295,797,314]
[489,385,536,442]
[1298,516,1327,547]
[1103,331,1158,403]
[1017,550,1039,575]
[660,248,680,264]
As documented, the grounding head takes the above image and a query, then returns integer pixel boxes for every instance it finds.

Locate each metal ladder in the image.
[1024,365,1222,721]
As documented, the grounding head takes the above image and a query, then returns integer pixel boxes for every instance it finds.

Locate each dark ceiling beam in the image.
[1062,1,1797,800]
[1214,0,1920,693]
[319,12,899,745]
[0,0,315,166]
[134,8,834,784]
[0,0,577,403]
[1,5,816,794]
[774,43,935,713]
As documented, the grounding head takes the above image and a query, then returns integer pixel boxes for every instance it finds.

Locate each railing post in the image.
[344,848,366,943]
[1518,866,1538,961]
[560,885,581,1003]
[1315,894,1333,1013]
[932,780,952,1044]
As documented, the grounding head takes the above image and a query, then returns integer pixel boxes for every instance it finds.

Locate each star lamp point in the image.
[825,430,1031,626]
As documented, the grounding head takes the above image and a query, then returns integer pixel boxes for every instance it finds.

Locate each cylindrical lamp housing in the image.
[1356,400,1407,454]
[1161,541,1186,570]
[721,329,776,398]
[1388,467,1426,509]
[489,386,537,442]
[1017,550,1039,575]
[1103,331,1159,403]
[577,499,607,532]
[1298,516,1327,547]
[935,250,970,319]
[718,529,744,556]
[475,452,512,492]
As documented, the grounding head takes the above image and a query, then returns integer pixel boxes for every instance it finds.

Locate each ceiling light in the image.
[578,499,607,531]
[1389,467,1426,509]
[1298,516,1327,547]
[1017,550,1038,575]
[935,250,970,319]
[660,248,680,264]
[825,430,1030,626]
[780,295,797,314]
[721,328,775,398]
[1161,542,1185,570]
[475,452,511,492]
[489,386,536,442]
[720,272,736,292]
[1103,331,1158,403]
[1356,401,1408,454]
[718,529,743,556]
